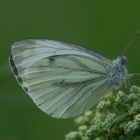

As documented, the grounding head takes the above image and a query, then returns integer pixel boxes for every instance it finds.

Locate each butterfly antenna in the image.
[121,31,140,56]
[128,73,140,79]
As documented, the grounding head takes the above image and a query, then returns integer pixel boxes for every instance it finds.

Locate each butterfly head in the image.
[120,56,128,65]
[112,56,128,67]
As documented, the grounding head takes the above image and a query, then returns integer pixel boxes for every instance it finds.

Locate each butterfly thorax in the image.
[108,56,128,90]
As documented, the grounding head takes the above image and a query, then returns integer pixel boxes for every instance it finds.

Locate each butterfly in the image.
[9,39,132,119]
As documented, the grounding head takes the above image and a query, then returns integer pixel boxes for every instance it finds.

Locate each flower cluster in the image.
[65,86,140,140]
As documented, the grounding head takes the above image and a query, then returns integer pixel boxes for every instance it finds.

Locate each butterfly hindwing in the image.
[10,39,112,118]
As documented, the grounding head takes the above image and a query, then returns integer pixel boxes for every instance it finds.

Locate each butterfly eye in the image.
[121,56,128,65]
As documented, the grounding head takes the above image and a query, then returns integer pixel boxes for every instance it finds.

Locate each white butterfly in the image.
[9,39,131,118]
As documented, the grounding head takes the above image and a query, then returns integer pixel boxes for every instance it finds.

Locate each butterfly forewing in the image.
[10,39,112,118]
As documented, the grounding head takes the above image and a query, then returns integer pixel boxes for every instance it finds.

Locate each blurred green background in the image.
[0,0,140,140]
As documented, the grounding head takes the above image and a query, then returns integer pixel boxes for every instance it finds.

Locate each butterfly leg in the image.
[111,87,123,102]
[128,73,140,78]
[125,78,131,90]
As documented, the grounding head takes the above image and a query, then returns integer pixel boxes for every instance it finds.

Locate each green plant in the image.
[65,86,140,140]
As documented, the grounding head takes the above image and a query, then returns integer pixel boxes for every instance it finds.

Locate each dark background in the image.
[0,1,140,140]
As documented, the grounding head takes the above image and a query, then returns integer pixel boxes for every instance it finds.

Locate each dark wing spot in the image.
[48,56,55,63]
[9,55,15,67]
[58,80,65,85]
[17,76,24,84]
[9,54,24,85]
[9,55,19,76]
[23,86,28,92]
